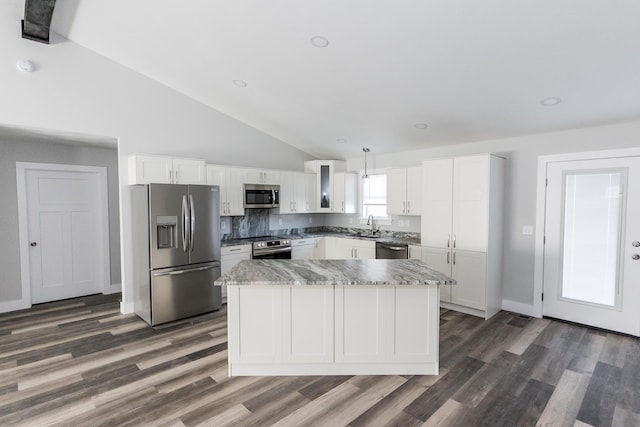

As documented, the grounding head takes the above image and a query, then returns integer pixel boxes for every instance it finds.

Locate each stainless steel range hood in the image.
[22,0,57,44]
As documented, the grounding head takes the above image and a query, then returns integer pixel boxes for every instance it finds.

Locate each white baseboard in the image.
[502,299,537,317]
[120,300,134,314]
[0,298,30,314]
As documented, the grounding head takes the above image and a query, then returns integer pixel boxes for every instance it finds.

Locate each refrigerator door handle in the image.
[153,263,220,277]
[182,194,189,252]
[189,194,196,252]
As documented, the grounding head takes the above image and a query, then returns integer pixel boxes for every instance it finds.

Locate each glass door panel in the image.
[561,171,622,307]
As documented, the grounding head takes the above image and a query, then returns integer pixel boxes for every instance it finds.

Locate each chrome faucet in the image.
[367,215,377,234]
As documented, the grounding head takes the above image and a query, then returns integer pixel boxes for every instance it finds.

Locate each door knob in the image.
[633,241,640,247]
[30,241,37,247]
[633,254,640,260]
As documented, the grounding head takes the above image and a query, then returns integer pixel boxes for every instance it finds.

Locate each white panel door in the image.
[421,159,453,248]
[27,169,104,303]
[543,157,640,336]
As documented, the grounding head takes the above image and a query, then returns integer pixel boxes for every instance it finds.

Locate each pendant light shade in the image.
[362,148,371,179]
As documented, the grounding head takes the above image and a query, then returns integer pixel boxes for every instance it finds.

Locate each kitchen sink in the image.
[353,232,380,239]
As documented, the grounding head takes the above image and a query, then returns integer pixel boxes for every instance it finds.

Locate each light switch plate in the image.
[522,225,534,235]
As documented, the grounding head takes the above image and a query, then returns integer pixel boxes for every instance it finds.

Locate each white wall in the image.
[346,120,640,310]
[0,7,313,310]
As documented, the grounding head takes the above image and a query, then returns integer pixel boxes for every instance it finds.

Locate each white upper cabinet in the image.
[304,160,352,213]
[206,165,244,216]
[387,166,422,216]
[421,158,454,249]
[243,169,280,185]
[279,172,316,214]
[128,154,205,185]
[332,172,357,214]
[452,156,490,252]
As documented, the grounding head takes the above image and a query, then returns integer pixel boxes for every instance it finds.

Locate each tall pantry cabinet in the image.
[421,154,505,319]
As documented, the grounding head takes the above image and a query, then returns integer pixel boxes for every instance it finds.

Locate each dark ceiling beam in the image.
[22,0,57,44]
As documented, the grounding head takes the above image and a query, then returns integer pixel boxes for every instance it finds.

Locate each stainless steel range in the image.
[252,237,292,259]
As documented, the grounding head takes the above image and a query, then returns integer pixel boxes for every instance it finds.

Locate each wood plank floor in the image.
[0,294,638,427]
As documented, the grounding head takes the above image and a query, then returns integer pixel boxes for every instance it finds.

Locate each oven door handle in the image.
[253,247,292,256]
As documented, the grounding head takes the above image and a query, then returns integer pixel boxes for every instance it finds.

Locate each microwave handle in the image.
[272,188,276,206]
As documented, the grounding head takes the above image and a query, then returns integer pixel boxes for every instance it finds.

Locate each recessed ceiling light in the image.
[16,59,35,73]
[414,123,428,129]
[233,79,247,87]
[310,36,329,48]
[336,138,347,144]
[541,97,562,106]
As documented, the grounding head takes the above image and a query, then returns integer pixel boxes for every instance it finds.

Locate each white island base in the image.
[227,284,440,376]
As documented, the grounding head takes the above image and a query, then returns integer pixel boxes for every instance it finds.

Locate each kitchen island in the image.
[215,259,455,376]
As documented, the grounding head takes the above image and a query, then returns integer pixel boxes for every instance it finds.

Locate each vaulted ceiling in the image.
[20,1,640,158]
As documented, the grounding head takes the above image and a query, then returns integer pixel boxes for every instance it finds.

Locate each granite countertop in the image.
[214,259,455,286]
[221,231,420,247]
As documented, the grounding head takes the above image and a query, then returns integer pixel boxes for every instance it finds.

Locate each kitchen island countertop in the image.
[214,259,455,287]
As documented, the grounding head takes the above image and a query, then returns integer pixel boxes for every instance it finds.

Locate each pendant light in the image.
[362,148,371,179]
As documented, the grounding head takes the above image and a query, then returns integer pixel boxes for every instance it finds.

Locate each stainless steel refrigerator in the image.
[131,183,222,326]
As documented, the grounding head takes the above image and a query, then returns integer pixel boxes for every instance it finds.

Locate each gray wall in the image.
[0,139,121,302]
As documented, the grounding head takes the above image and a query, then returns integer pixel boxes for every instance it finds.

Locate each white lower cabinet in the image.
[334,286,438,365]
[227,284,440,376]
[221,244,251,301]
[408,245,422,260]
[282,286,334,363]
[228,285,333,365]
[422,247,493,317]
[324,237,375,260]
[291,238,318,260]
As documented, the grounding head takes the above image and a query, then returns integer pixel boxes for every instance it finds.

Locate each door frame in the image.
[533,147,640,318]
[16,162,111,309]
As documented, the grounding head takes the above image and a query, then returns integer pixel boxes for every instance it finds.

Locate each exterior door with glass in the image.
[543,157,640,336]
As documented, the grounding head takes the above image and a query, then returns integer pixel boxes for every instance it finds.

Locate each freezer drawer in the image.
[150,262,221,325]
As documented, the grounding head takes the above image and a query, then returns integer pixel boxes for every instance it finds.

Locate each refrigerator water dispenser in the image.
[156,216,177,249]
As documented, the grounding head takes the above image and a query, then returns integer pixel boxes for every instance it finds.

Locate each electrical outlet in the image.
[522,225,534,235]
[221,221,226,230]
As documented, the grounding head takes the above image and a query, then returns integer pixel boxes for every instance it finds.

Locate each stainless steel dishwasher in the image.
[375,242,408,259]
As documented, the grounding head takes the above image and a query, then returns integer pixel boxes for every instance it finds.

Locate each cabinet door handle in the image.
[342,201,345,212]
[453,252,456,265]
[407,201,410,213]
[453,235,456,249]
[229,248,241,252]
[355,248,358,258]
[447,252,450,264]
[447,234,450,248]
[402,201,405,213]
[175,170,179,183]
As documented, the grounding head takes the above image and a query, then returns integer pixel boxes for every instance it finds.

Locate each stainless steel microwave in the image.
[244,184,280,208]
